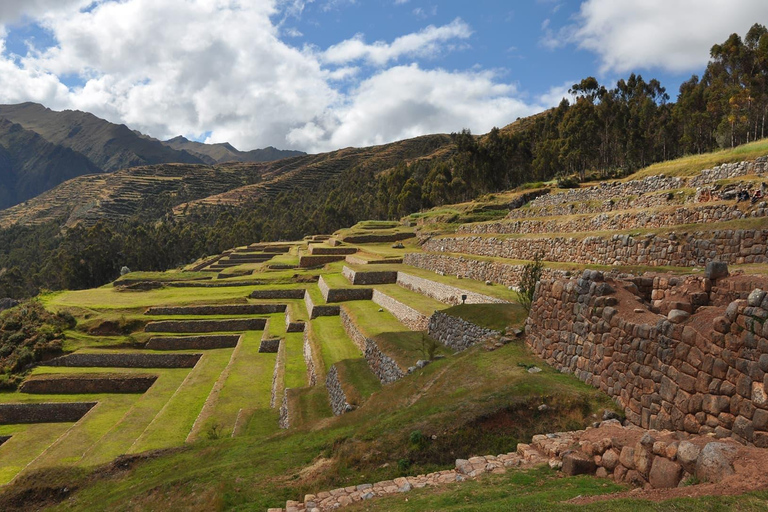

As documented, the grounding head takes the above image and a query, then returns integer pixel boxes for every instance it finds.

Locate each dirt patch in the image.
[609,279,661,325]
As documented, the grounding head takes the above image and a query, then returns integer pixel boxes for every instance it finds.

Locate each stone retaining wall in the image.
[145,334,240,350]
[44,353,202,368]
[396,269,508,305]
[0,402,97,424]
[403,253,564,289]
[319,276,373,303]
[463,203,763,236]
[371,290,429,331]
[423,229,768,267]
[299,255,347,268]
[342,266,398,285]
[259,338,281,353]
[427,311,498,351]
[303,325,319,386]
[144,318,266,333]
[340,307,404,384]
[340,232,414,244]
[304,290,340,319]
[285,310,305,332]
[20,375,157,394]
[309,246,358,255]
[279,390,290,429]
[145,304,285,315]
[326,365,353,415]
[526,269,768,446]
[250,289,306,299]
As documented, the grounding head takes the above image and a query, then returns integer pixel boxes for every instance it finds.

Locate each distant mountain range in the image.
[0,102,304,209]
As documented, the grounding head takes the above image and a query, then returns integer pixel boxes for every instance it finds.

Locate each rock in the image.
[748,289,766,307]
[695,442,737,483]
[633,445,653,476]
[668,309,690,324]
[378,308,384,312]
[640,432,655,449]
[415,359,430,369]
[485,280,492,286]
[548,459,562,470]
[0,298,19,312]
[601,449,620,471]
[595,467,608,478]
[527,366,542,373]
[706,261,729,280]
[602,410,621,421]
[619,446,635,469]
[561,451,596,476]
[676,441,701,474]
[625,469,647,487]
[648,457,683,489]
[120,266,131,276]
[713,316,731,334]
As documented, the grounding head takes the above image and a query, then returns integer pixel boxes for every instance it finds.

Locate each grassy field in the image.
[442,303,528,332]
[628,138,768,179]
[311,316,363,371]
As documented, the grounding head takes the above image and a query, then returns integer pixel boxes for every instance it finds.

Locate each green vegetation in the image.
[442,303,528,332]
[311,317,362,371]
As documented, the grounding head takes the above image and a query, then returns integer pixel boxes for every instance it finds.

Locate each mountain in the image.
[0,134,452,228]
[0,103,304,209]
[0,118,101,209]
[162,135,304,164]
[0,103,203,172]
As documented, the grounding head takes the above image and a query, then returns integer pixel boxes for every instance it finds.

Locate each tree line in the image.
[1,24,767,297]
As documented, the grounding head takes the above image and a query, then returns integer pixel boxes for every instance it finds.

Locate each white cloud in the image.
[323,18,471,66]
[0,0,91,25]
[551,0,768,73]
[288,64,544,152]
[0,0,553,154]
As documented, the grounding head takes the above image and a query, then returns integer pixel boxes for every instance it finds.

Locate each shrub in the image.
[418,333,439,361]
[517,253,544,313]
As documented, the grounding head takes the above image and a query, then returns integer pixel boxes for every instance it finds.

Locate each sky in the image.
[0,0,766,154]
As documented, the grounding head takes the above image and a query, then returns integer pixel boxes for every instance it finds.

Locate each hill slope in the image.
[0,134,453,228]
[0,119,101,209]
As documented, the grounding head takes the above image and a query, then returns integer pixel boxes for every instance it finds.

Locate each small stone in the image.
[548,459,562,470]
[527,366,542,373]
[595,467,608,478]
[668,309,690,324]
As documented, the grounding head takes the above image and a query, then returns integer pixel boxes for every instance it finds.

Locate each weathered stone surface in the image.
[601,449,619,471]
[706,262,730,280]
[648,457,683,489]
[695,442,737,483]
[676,441,701,474]
[561,451,596,476]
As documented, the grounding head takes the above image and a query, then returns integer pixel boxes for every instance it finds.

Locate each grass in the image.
[628,138,768,179]
[442,303,528,332]
[283,332,307,390]
[311,316,363,371]
[191,330,277,440]
[335,358,381,406]
[0,423,73,485]
[374,283,447,316]
[127,348,234,453]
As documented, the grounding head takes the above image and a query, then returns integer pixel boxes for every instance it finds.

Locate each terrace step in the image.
[0,402,97,424]
[145,304,286,315]
[146,334,241,350]
[20,374,158,394]
[44,353,202,368]
[144,318,266,333]
[318,276,373,303]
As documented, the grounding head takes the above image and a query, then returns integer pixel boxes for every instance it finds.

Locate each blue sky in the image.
[0,0,766,152]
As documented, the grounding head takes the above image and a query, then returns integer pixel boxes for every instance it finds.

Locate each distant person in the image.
[752,188,763,204]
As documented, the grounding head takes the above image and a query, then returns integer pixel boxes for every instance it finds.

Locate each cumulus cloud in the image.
[0,0,90,25]
[288,64,543,152]
[0,0,550,153]
[549,0,768,73]
[322,18,471,66]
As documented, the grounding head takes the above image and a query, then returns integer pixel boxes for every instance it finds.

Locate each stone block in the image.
[562,451,596,476]
[695,442,737,483]
[648,457,683,489]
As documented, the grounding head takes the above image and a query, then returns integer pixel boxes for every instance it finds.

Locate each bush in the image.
[517,253,544,313]
[418,333,439,361]
[556,174,580,189]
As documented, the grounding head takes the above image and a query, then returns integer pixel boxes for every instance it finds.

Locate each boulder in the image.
[648,457,683,489]
[676,441,700,474]
[561,451,596,476]
[695,442,737,483]
[748,289,767,307]
[705,261,729,280]
[601,449,619,471]
[619,446,635,469]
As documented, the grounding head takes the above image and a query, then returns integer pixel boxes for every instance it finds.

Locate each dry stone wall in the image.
[250,289,306,299]
[304,290,340,319]
[340,307,404,384]
[326,365,353,416]
[318,276,373,302]
[20,375,157,394]
[145,334,240,350]
[526,269,768,446]
[342,266,398,285]
[463,203,764,236]
[303,325,319,386]
[279,390,290,429]
[45,353,201,368]
[299,255,346,268]
[396,270,508,305]
[145,304,285,315]
[403,253,563,289]
[371,290,429,331]
[0,402,97,424]
[144,318,266,333]
[424,229,768,267]
[428,311,498,351]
